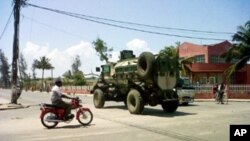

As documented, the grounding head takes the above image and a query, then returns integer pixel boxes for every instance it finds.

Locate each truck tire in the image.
[137,52,155,79]
[127,89,144,114]
[182,102,189,106]
[93,89,105,108]
[161,100,179,113]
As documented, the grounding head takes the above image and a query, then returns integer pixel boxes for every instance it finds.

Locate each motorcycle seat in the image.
[42,103,63,109]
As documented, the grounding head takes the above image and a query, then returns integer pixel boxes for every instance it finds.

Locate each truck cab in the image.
[176,77,196,105]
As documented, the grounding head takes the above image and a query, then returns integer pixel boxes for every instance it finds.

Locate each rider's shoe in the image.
[68,114,74,119]
[63,114,74,120]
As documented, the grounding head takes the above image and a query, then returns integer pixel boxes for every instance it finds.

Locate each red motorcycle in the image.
[40,97,93,129]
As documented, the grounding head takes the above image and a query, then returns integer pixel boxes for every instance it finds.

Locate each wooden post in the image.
[11,0,21,104]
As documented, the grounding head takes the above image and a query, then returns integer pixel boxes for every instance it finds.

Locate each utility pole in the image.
[11,0,25,104]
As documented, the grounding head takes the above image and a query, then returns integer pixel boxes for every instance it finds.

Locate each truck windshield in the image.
[103,66,110,73]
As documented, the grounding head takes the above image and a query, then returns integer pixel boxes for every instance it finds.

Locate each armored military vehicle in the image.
[91,50,179,114]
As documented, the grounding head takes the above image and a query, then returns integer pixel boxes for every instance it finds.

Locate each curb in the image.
[0,103,29,111]
[195,99,250,102]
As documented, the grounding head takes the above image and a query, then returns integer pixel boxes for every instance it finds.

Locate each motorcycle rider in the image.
[51,78,74,120]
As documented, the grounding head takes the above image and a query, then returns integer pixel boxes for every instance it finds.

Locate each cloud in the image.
[22,41,103,78]
[126,38,153,56]
[21,39,157,78]
[109,51,120,62]
[23,42,49,57]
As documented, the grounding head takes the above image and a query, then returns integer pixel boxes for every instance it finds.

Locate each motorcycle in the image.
[40,97,93,129]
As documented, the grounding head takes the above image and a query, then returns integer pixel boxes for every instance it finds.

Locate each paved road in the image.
[1,89,250,141]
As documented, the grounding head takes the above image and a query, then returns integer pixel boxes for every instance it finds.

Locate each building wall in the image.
[178,40,250,84]
[179,41,232,63]
[179,42,208,61]
[207,41,232,63]
[247,65,250,84]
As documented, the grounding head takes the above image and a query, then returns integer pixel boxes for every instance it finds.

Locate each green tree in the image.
[73,71,86,86]
[0,49,11,88]
[72,55,81,74]
[222,20,250,80]
[32,56,53,91]
[160,44,193,77]
[63,70,73,79]
[18,53,28,81]
[159,45,179,76]
[70,55,86,86]
[31,61,36,79]
[92,38,113,63]
[63,70,72,85]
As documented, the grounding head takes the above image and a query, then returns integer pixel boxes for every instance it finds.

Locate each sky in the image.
[0,0,250,78]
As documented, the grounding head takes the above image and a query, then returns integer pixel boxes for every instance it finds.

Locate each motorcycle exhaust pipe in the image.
[45,119,63,122]
[45,118,73,122]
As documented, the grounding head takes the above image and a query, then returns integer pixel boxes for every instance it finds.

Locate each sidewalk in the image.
[195,99,250,102]
[0,97,28,110]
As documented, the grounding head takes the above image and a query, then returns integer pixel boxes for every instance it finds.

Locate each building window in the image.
[194,55,205,63]
[218,57,225,63]
[211,55,218,63]
[210,55,225,63]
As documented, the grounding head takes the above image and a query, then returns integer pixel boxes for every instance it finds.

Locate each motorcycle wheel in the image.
[41,112,58,129]
[77,109,93,126]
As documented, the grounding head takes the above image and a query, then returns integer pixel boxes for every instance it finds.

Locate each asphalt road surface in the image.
[1,89,250,141]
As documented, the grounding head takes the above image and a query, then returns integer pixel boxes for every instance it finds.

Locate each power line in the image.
[26,3,230,41]
[60,10,234,35]
[0,9,14,41]
[27,3,234,35]
[22,15,86,40]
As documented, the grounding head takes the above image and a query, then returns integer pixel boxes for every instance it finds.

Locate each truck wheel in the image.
[124,99,127,108]
[137,52,155,79]
[182,102,189,106]
[127,89,144,114]
[93,89,105,108]
[161,100,179,113]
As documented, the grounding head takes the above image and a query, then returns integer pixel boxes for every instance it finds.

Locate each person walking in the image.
[218,82,225,104]
[213,84,219,102]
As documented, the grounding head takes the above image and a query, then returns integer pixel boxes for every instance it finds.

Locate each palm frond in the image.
[235,56,250,70]
[224,56,250,80]
[224,64,236,80]
[180,56,194,64]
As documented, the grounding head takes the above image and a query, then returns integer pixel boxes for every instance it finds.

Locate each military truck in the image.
[91,50,179,114]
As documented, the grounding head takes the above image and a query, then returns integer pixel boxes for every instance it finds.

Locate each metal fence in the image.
[60,84,250,95]
[193,84,214,94]
[61,85,92,94]
[193,84,250,94]
[228,85,250,94]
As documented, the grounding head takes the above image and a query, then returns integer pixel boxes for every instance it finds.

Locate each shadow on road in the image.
[54,124,94,129]
[143,108,197,117]
[104,105,127,110]
[103,105,197,117]
[178,103,200,107]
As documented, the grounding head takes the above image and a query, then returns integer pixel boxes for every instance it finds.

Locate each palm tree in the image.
[159,46,179,76]
[32,56,53,91]
[160,45,193,77]
[222,20,250,80]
